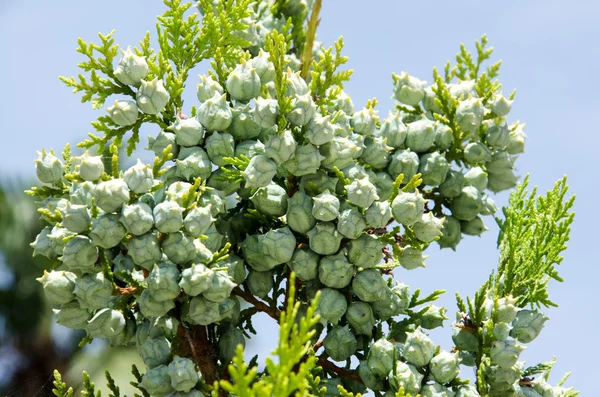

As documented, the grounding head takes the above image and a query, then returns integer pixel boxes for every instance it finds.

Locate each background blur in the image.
[1,1,598,395]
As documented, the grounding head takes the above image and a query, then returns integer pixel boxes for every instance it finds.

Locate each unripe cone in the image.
[308,222,343,256]
[197,93,233,131]
[419,304,448,329]
[319,251,354,288]
[405,119,436,152]
[288,247,319,281]
[367,338,395,376]
[388,361,423,395]
[218,327,246,363]
[203,271,236,303]
[358,361,385,391]
[93,179,130,213]
[265,130,296,164]
[510,310,549,343]
[352,269,388,302]
[137,78,169,114]
[393,72,425,105]
[337,207,367,239]
[429,350,460,384]
[35,150,64,184]
[76,151,104,181]
[317,288,348,323]
[87,308,126,339]
[323,326,357,361]
[490,339,526,369]
[346,301,375,336]
[167,356,199,392]
[438,216,462,250]
[197,74,223,103]
[175,146,212,181]
[388,149,419,180]
[391,190,426,226]
[247,269,273,299]
[147,262,181,301]
[403,327,435,367]
[128,232,162,270]
[63,203,91,233]
[37,270,77,305]
[227,103,262,140]
[347,234,385,269]
[107,100,138,126]
[89,214,126,248]
[226,59,261,102]
[378,112,406,148]
[189,296,222,325]
[365,201,392,228]
[183,204,215,237]
[55,301,92,329]
[114,47,149,85]
[140,365,174,397]
[179,263,214,296]
[351,107,379,136]
[62,236,98,274]
[251,184,288,216]
[121,202,154,235]
[243,155,277,188]
[139,336,171,368]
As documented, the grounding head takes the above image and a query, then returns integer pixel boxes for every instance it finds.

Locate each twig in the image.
[300,0,322,80]
[232,286,281,321]
[287,175,298,197]
[312,339,324,352]
[115,286,137,295]
[317,356,363,381]
[183,325,220,386]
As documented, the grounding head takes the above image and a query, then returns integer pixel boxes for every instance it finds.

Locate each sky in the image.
[1,0,599,394]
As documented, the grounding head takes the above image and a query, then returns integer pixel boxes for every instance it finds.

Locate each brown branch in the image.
[287,175,298,197]
[300,0,322,80]
[284,269,292,309]
[312,339,324,352]
[182,324,221,387]
[317,356,363,382]
[232,286,281,321]
[115,285,137,295]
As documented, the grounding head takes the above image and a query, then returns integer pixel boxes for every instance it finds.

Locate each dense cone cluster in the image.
[451,297,552,397]
[29,1,579,396]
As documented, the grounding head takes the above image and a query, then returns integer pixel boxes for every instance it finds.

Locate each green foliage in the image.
[454,34,502,100]
[523,357,556,377]
[65,0,252,154]
[216,273,321,397]
[219,155,251,184]
[130,364,150,397]
[25,145,72,199]
[332,166,351,189]
[59,31,134,110]
[429,35,503,163]
[409,288,445,309]
[265,31,293,132]
[51,368,148,397]
[52,370,74,397]
[208,242,233,266]
[30,3,580,397]
[81,371,101,397]
[452,176,577,395]
[270,0,308,53]
[300,0,322,80]
[495,175,575,308]
[152,144,174,177]
[309,37,353,110]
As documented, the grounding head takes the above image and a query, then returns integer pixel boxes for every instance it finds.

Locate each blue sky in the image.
[1,1,598,394]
